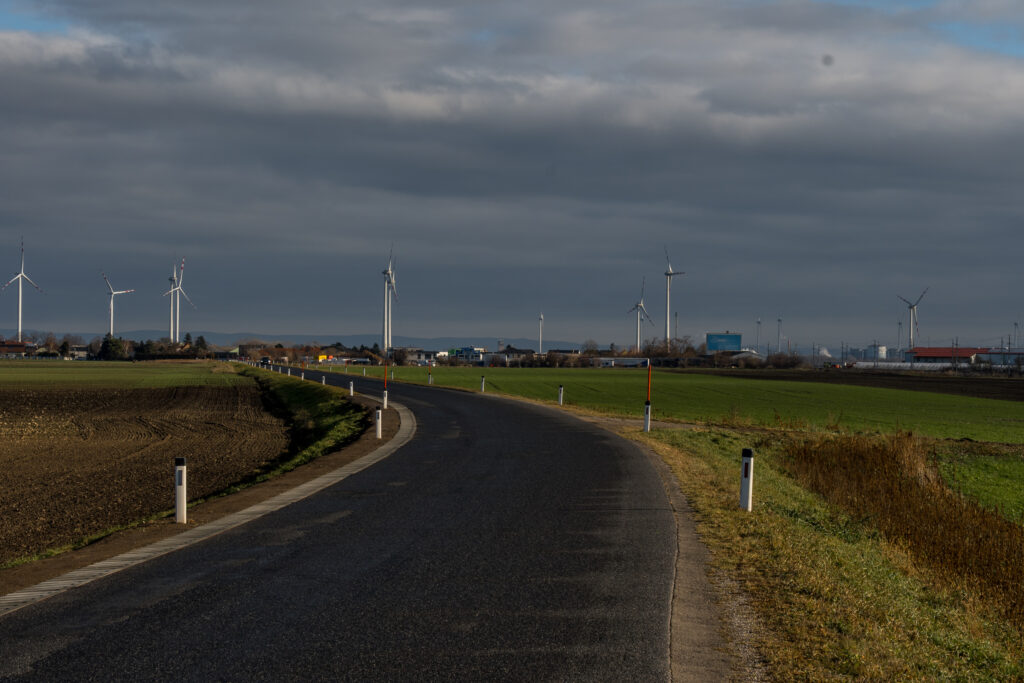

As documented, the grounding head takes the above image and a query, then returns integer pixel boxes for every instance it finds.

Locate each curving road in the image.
[0,369,684,680]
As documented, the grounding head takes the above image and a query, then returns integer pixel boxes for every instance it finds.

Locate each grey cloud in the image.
[1,1,1023,347]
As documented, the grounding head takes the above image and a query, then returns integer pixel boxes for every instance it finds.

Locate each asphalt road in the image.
[0,369,678,681]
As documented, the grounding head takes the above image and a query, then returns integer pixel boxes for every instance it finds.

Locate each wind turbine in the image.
[103,273,134,337]
[628,277,654,352]
[381,250,397,357]
[897,288,928,350]
[1,238,43,343]
[174,258,196,343]
[663,247,685,343]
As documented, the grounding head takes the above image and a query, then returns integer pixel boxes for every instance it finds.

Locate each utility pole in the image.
[777,316,782,356]
[755,318,761,354]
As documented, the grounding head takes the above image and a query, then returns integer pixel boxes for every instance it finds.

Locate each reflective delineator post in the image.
[480,375,486,392]
[174,457,187,524]
[383,390,388,409]
[428,372,433,385]
[375,408,383,439]
[363,368,366,376]
[301,372,305,381]
[558,385,564,406]
[321,376,325,385]
[644,362,653,433]
[740,448,754,511]
[349,380,354,396]
[287,368,291,376]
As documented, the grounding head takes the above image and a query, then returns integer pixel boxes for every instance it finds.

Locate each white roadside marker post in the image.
[643,362,653,433]
[349,381,354,396]
[383,390,388,409]
[301,372,305,381]
[363,368,366,377]
[558,385,564,406]
[376,408,383,439]
[480,375,486,392]
[740,448,754,511]
[287,368,291,376]
[174,457,187,524]
[321,376,325,385]
[428,372,433,385]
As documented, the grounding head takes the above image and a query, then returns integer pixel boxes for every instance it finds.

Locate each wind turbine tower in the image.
[628,278,654,352]
[897,288,928,350]
[103,273,134,337]
[381,251,397,356]
[1,238,43,342]
[163,264,177,341]
[663,248,684,343]
[539,313,544,355]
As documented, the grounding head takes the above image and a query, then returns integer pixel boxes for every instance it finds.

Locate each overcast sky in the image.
[1,0,1023,351]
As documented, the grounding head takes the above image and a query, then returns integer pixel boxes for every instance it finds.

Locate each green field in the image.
[0,360,247,388]
[337,365,1024,443]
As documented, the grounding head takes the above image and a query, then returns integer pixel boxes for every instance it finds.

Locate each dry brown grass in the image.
[785,433,1024,629]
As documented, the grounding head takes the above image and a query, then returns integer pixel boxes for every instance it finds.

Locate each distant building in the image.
[905,347,988,364]
[449,347,485,363]
[0,341,30,357]
[593,357,649,368]
[482,346,535,365]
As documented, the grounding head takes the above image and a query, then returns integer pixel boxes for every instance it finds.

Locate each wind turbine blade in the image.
[1,275,17,291]
[664,246,673,274]
[915,287,929,306]
[103,273,114,293]
[640,276,646,301]
[177,258,186,286]
[179,288,196,308]
[23,274,42,292]
[116,289,135,295]
[897,295,913,306]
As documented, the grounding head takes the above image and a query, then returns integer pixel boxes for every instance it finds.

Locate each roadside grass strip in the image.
[0,401,415,618]
[638,428,1024,681]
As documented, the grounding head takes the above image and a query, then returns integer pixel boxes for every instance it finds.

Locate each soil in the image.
[0,384,292,567]
[0,393,395,596]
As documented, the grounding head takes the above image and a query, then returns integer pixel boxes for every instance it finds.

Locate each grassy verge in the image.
[221,365,368,491]
[638,428,1024,680]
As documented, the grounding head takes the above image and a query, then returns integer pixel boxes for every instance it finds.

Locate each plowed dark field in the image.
[0,384,288,566]
[685,368,1024,402]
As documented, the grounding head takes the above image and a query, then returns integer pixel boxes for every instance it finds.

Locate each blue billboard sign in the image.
[706,333,742,352]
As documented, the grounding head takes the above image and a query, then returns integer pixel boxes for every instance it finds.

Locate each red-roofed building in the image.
[906,347,988,363]
[0,341,29,356]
